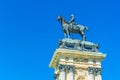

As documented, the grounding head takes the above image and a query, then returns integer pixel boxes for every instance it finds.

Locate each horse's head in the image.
[58,16,68,25]
[57,16,62,22]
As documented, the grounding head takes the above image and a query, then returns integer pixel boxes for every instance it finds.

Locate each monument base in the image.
[49,48,106,80]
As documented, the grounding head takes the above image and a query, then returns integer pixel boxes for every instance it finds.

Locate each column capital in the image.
[95,68,102,75]
[54,74,59,80]
[68,65,74,72]
[59,64,66,71]
[88,67,94,74]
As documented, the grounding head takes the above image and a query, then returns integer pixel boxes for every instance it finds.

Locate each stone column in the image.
[88,67,94,80]
[95,68,102,80]
[54,74,59,80]
[59,64,66,80]
[68,65,74,80]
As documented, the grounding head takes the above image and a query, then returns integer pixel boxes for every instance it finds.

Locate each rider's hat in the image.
[71,14,74,17]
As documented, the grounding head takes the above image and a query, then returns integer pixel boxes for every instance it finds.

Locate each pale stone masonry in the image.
[49,49,106,80]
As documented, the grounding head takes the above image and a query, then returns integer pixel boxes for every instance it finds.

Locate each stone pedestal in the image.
[49,48,106,80]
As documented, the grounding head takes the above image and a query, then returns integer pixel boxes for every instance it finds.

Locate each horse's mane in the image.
[59,16,69,24]
[63,20,69,24]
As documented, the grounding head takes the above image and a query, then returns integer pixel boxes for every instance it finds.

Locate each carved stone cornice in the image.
[49,49,106,68]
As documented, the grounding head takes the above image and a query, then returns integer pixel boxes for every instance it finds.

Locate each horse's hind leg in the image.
[66,30,70,38]
[64,33,67,38]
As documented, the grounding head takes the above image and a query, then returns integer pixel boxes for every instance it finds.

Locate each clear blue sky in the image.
[0,0,120,80]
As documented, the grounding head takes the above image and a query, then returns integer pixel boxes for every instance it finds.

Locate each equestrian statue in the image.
[58,14,88,41]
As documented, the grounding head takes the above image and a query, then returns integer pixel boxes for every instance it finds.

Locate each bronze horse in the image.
[58,16,88,41]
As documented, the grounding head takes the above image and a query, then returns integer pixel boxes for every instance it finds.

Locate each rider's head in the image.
[71,14,74,17]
